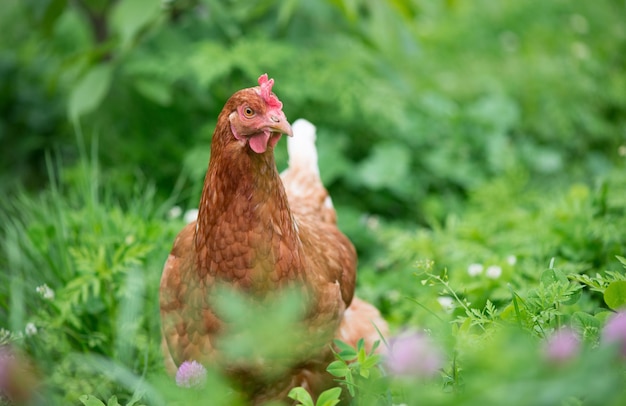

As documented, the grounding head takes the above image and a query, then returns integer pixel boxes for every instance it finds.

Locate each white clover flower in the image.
[486,265,502,279]
[437,296,455,313]
[167,205,182,220]
[35,284,55,300]
[506,255,517,266]
[184,208,199,223]
[467,263,484,277]
[24,323,37,337]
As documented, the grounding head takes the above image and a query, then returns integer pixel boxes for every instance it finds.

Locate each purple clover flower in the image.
[175,360,207,388]
[601,310,626,357]
[544,327,580,363]
[385,331,443,378]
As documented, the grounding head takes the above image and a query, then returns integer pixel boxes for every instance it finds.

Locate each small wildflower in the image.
[437,296,454,313]
[544,328,580,363]
[0,329,10,344]
[601,310,626,357]
[24,323,37,337]
[176,360,207,388]
[486,265,502,279]
[467,263,484,277]
[184,209,199,224]
[365,215,380,231]
[387,290,401,302]
[506,255,517,266]
[168,205,182,220]
[385,331,443,378]
[35,284,55,301]
[415,259,434,272]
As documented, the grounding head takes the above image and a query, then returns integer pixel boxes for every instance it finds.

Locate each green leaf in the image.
[357,345,367,364]
[540,269,569,285]
[370,339,381,355]
[106,396,120,406]
[572,311,601,331]
[563,285,582,305]
[356,338,365,352]
[111,0,161,48]
[326,360,349,378]
[68,64,113,122]
[315,387,342,406]
[617,256,626,269]
[288,387,315,406]
[133,78,171,106]
[40,0,67,35]
[361,354,381,369]
[125,388,145,406]
[333,339,357,360]
[188,42,232,88]
[344,372,356,396]
[604,281,626,310]
[357,142,411,190]
[79,395,106,406]
[317,131,351,185]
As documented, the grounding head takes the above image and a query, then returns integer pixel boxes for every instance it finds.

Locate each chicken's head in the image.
[228,74,292,154]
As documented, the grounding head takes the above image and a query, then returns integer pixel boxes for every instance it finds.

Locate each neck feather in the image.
[194,121,302,286]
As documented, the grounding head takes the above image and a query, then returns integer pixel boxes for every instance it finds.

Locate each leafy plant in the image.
[288,387,342,406]
[326,338,388,403]
[79,394,145,406]
[0,147,181,403]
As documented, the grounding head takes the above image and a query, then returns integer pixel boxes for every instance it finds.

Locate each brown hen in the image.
[160,74,387,403]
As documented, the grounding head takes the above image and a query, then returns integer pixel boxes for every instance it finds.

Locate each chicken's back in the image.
[282,119,388,355]
[281,119,356,307]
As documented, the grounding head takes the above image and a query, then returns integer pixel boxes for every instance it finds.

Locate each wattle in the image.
[249,131,282,154]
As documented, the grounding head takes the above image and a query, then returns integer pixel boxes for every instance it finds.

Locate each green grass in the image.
[0,144,183,403]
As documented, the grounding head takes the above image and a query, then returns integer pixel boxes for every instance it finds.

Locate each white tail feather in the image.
[288,118,319,176]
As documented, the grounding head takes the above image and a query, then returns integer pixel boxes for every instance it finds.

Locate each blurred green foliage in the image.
[2,0,625,220]
[0,152,179,402]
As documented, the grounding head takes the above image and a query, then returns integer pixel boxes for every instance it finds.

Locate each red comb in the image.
[258,73,283,109]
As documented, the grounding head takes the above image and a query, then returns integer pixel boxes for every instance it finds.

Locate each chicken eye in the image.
[242,106,255,118]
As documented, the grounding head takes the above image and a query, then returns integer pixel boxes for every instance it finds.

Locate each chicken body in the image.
[160,75,387,403]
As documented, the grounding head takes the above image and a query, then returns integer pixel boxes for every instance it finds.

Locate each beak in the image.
[268,114,293,137]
